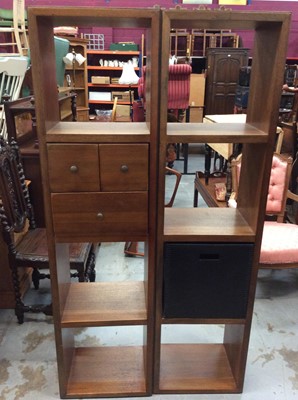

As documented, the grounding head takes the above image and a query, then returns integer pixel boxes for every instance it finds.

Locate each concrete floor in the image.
[0,146,298,399]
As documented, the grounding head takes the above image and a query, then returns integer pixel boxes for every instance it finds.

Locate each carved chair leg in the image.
[77,269,86,282]
[32,268,41,289]
[9,263,25,323]
[193,172,199,207]
[15,302,25,324]
[85,250,96,282]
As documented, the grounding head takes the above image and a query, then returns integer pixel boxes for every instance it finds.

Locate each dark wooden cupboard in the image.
[205,47,249,115]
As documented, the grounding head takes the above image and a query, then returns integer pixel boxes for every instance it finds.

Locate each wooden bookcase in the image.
[28,7,160,398]
[87,49,140,115]
[154,9,291,394]
[28,5,290,398]
[62,37,89,109]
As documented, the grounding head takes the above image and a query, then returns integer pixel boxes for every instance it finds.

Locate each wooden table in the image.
[193,171,227,208]
[203,113,246,183]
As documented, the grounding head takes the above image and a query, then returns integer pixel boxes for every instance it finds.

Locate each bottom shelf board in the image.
[66,346,147,397]
[158,343,238,393]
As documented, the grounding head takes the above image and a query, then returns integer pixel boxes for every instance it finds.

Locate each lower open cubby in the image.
[157,324,245,393]
[62,325,149,397]
[159,343,238,393]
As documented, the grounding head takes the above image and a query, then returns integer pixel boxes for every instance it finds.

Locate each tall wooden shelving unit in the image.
[154,9,291,394]
[28,7,160,398]
[28,5,290,398]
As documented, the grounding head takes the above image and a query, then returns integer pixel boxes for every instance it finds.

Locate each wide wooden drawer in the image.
[47,144,100,192]
[51,192,148,238]
[99,144,148,191]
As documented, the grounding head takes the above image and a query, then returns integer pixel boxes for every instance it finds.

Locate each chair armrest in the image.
[287,189,298,203]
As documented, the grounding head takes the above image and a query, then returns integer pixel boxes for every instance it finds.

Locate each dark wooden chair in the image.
[0,137,96,324]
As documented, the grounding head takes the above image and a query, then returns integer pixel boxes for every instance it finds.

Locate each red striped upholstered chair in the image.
[137,63,192,121]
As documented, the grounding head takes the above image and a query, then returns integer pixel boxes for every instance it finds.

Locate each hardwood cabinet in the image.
[87,50,140,115]
[28,5,290,397]
[28,7,159,398]
[155,8,290,395]
[205,47,249,115]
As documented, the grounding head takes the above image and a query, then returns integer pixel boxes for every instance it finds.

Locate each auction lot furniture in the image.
[29,6,290,398]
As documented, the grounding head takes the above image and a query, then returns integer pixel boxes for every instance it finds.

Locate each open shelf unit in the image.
[28,7,160,398]
[29,5,290,398]
[154,8,291,394]
[63,37,89,109]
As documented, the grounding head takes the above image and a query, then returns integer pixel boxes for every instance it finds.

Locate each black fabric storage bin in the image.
[163,242,254,319]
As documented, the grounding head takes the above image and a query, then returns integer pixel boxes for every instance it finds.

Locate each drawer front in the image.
[99,144,148,191]
[51,192,148,238]
[47,144,100,192]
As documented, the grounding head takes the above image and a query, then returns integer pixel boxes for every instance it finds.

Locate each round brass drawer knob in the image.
[120,165,129,173]
[70,165,78,173]
[97,212,104,220]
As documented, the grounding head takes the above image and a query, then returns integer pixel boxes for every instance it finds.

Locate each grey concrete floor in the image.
[0,145,298,399]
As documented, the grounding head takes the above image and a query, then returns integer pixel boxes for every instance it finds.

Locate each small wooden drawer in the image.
[51,192,148,239]
[99,144,148,191]
[47,144,100,192]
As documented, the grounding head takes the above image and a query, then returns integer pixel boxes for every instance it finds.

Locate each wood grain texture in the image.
[61,281,147,327]
[67,346,147,396]
[164,208,255,242]
[159,344,237,393]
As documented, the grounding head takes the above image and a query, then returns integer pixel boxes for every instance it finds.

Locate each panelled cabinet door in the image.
[205,48,249,115]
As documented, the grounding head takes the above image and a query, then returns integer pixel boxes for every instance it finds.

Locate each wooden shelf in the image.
[67,346,147,397]
[164,208,255,242]
[65,66,85,71]
[159,344,238,393]
[61,281,147,327]
[46,122,150,143]
[60,110,73,120]
[166,122,268,144]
